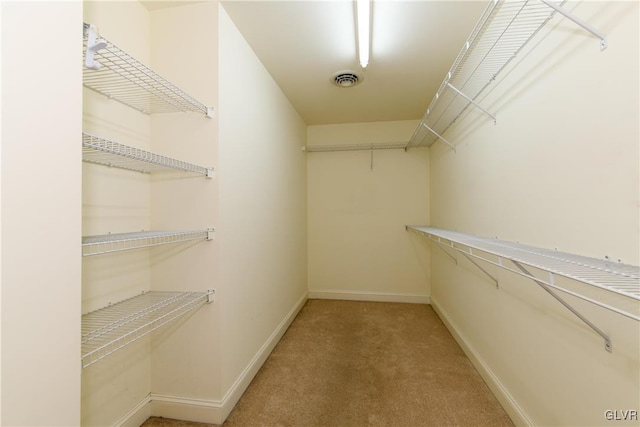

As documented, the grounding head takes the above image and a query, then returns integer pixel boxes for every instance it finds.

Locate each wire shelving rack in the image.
[83,23,213,117]
[407,226,640,352]
[407,0,606,150]
[82,290,214,368]
[82,133,213,177]
[82,229,214,257]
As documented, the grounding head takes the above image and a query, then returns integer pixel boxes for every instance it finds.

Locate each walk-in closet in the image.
[1,0,638,426]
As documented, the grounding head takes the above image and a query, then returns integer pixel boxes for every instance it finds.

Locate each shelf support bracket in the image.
[421,123,456,152]
[429,237,458,265]
[84,24,107,70]
[206,228,215,240]
[206,289,215,303]
[511,260,612,353]
[461,248,499,288]
[446,83,497,124]
[539,0,607,51]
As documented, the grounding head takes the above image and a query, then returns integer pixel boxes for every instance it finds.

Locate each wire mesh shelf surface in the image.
[83,23,212,117]
[82,291,213,368]
[408,0,566,148]
[408,226,640,303]
[82,133,213,177]
[82,229,212,256]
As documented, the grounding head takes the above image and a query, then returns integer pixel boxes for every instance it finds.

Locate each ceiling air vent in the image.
[332,71,363,88]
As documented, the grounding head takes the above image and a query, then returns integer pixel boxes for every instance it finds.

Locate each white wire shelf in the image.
[83,23,213,117]
[82,290,214,368]
[408,226,640,303]
[408,0,605,149]
[82,133,213,177]
[82,229,214,257]
[408,226,639,352]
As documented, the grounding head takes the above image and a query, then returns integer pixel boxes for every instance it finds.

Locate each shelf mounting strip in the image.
[407,226,640,352]
[408,0,607,150]
[82,290,214,368]
[83,23,213,117]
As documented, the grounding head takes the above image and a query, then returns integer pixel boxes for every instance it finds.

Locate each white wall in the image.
[428,2,639,425]
[307,121,430,303]
[218,4,308,420]
[1,1,82,425]
[149,1,222,421]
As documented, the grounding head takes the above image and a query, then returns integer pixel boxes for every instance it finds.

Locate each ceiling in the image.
[221,0,488,125]
[143,0,489,125]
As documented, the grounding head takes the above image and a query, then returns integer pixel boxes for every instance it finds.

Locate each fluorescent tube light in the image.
[356,0,370,68]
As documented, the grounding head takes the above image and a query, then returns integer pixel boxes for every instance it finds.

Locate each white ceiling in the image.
[221,1,488,125]
[142,0,489,125]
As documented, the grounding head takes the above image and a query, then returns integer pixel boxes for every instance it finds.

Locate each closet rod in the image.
[303,142,408,153]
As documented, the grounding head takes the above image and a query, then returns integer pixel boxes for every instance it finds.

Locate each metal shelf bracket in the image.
[446,83,497,125]
[84,24,106,70]
[206,228,215,240]
[462,248,499,288]
[421,123,456,152]
[511,260,612,352]
[206,289,215,303]
[540,0,607,51]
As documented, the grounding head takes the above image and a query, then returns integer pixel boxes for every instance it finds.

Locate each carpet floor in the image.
[143,299,513,427]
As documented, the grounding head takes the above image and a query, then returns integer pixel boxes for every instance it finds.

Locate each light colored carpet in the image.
[143,299,513,426]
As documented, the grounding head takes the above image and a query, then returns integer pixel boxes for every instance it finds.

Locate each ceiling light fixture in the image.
[356,0,371,68]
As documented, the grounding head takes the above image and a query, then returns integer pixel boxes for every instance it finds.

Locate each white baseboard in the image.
[114,395,151,427]
[430,297,532,426]
[149,394,223,425]
[127,291,308,426]
[309,289,429,304]
[218,291,308,421]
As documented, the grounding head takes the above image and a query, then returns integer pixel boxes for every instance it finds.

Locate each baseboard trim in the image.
[149,394,223,425]
[430,297,532,426]
[114,395,152,427]
[118,292,308,426]
[219,291,308,421]
[309,289,429,304]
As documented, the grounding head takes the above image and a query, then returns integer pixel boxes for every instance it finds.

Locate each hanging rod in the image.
[82,290,214,368]
[82,229,214,256]
[407,226,640,352]
[82,133,214,177]
[83,23,213,117]
[303,142,409,153]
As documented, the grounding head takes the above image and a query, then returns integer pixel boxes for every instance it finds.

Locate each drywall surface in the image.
[149,0,222,414]
[81,2,154,425]
[1,1,82,425]
[307,121,431,303]
[218,3,308,418]
[428,2,639,425]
